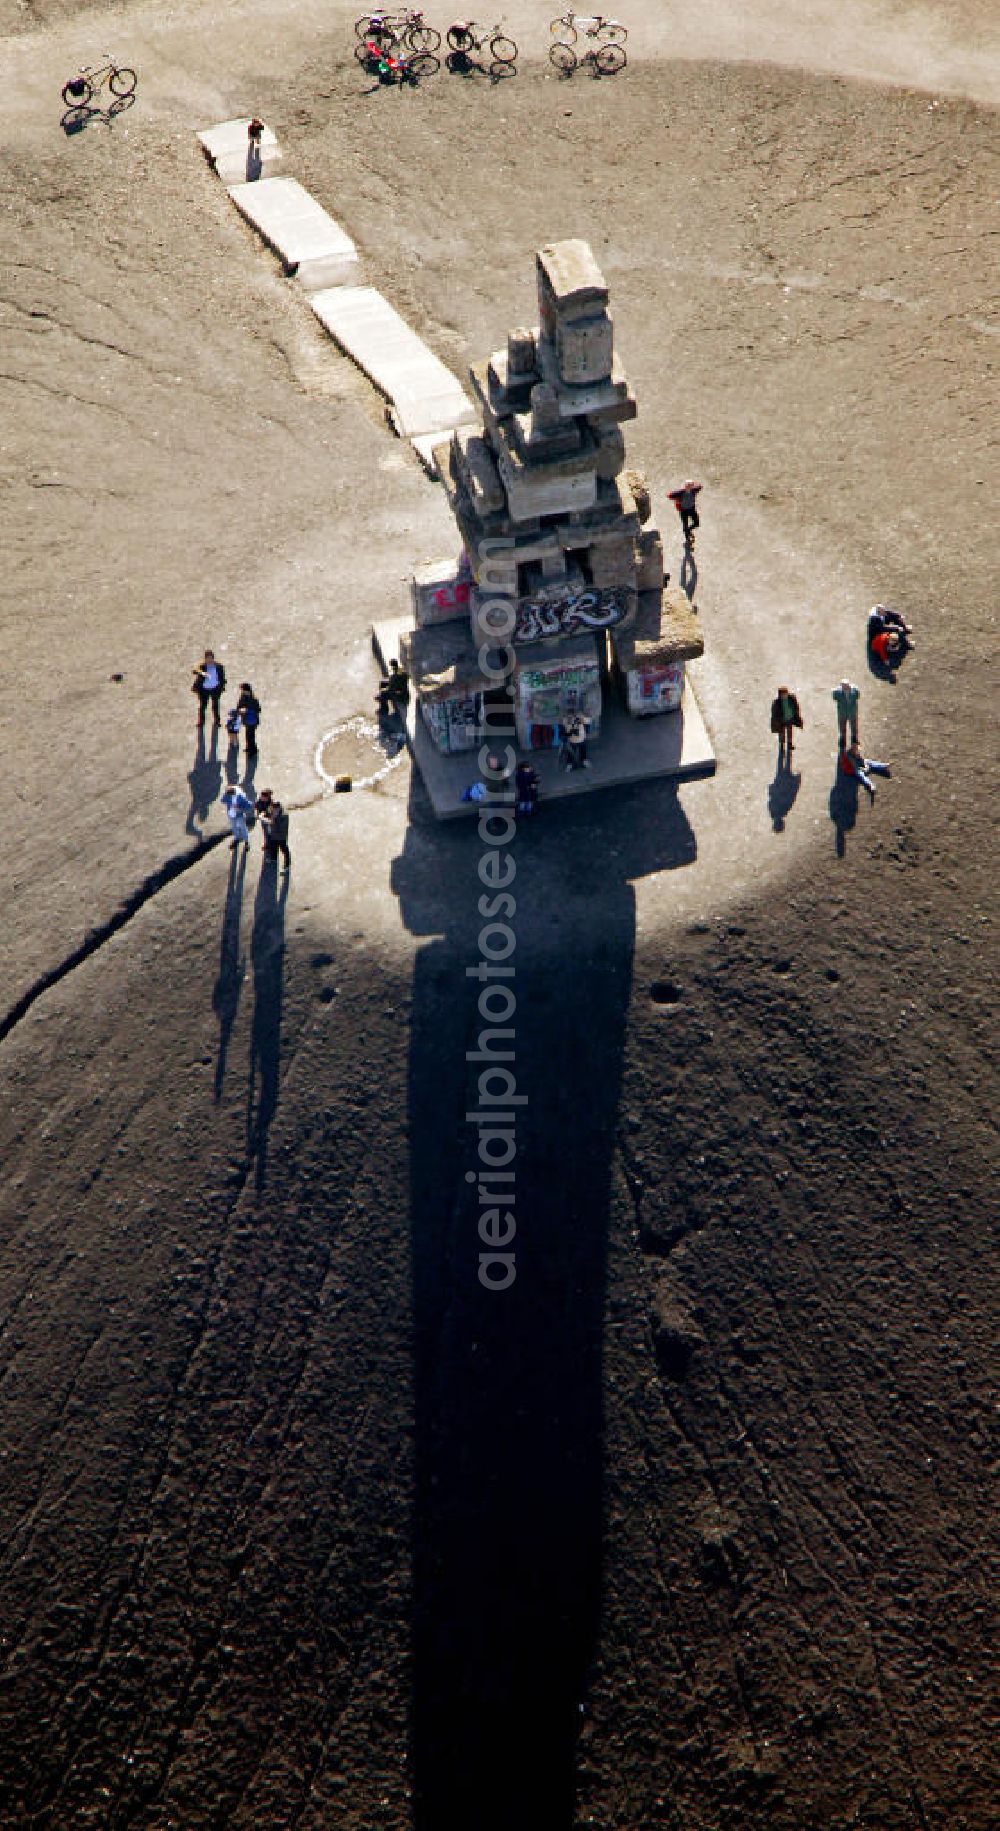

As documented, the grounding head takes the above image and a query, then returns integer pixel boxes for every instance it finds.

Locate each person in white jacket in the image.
[220,782,254,847]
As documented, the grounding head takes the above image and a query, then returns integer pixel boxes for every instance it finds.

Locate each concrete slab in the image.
[373,615,716,820]
[198,118,281,185]
[227,178,360,289]
[410,430,472,477]
[310,287,477,438]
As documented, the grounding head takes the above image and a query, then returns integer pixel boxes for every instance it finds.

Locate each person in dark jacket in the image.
[260,796,290,870]
[376,658,410,716]
[235,683,261,758]
[770,686,803,762]
[514,760,539,815]
[192,650,226,727]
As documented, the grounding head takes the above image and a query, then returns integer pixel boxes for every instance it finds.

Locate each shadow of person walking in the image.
[829,767,859,859]
[679,543,698,602]
[768,756,802,833]
[213,845,249,1101]
[185,725,223,839]
[248,856,289,1191]
[392,775,697,1831]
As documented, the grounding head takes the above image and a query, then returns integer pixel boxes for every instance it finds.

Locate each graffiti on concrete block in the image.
[433,579,471,612]
[514,586,631,644]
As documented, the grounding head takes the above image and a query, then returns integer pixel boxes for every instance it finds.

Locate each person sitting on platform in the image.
[376,657,410,716]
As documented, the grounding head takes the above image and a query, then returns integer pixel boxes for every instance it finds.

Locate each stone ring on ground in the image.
[314,715,408,792]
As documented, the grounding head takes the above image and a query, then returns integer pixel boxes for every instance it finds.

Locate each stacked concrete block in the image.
[611,586,705,717]
[400,238,702,749]
[411,557,474,629]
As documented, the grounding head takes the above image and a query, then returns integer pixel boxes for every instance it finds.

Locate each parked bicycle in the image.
[548,10,626,44]
[354,8,441,51]
[549,35,626,74]
[446,19,518,64]
[61,55,137,108]
[357,35,441,80]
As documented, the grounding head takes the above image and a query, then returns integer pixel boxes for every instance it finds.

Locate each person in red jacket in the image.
[668,479,702,546]
[840,742,891,802]
[870,627,901,667]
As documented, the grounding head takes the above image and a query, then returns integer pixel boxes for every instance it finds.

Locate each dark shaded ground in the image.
[0,2,997,1828]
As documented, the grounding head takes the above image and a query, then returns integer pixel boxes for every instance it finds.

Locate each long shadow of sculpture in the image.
[392,773,696,1830]
[247,856,289,1191]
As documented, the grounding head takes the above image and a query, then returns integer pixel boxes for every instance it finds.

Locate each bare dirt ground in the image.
[0,2,997,1827]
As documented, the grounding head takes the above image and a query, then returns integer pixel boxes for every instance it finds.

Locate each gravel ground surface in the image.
[1,2,997,1827]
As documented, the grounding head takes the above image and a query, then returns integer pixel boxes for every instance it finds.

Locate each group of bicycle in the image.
[354,9,628,84]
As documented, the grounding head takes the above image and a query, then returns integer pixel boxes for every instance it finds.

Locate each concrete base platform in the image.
[198,118,281,184]
[227,177,360,289]
[311,287,477,438]
[373,615,716,819]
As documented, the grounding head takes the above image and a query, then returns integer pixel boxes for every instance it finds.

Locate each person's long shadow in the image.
[213,843,248,1101]
[829,764,859,859]
[225,733,242,787]
[185,724,223,839]
[392,774,697,1830]
[768,754,802,832]
[247,856,289,1191]
[679,541,698,601]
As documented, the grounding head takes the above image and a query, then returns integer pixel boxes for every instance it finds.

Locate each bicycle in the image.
[549,11,627,45]
[61,54,137,108]
[357,36,441,81]
[354,9,441,52]
[549,36,626,74]
[446,19,518,63]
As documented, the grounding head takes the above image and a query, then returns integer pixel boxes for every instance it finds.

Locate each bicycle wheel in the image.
[406,22,441,50]
[406,50,440,79]
[600,21,627,43]
[355,14,376,36]
[549,40,576,72]
[108,65,137,97]
[61,76,93,106]
[550,15,577,43]
[595,41,626,73]
[446,24,472,49]
[490,33,517,62]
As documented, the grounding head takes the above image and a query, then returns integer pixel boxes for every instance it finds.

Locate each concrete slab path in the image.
[227,176,360,289]
[198,118,281,185]
[310,287,477,439]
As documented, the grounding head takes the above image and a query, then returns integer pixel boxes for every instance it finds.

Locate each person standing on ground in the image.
[236,683,261,759]
[192,650,226,728]
[515,760,540,815]
[770,686,803,762]
[668,480,702,546]
[220,782,254,847]
[260,797,291,871]
[562,712,592,770]
[832,679,861,750]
